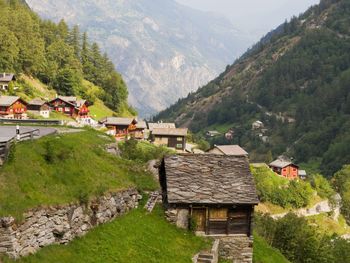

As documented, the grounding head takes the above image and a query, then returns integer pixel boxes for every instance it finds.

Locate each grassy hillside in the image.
[0,130,157,219]
[253,234,290,263]
[2,206,209,263]
[155,0,350,176]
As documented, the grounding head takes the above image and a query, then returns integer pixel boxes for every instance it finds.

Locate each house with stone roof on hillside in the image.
[159,154,258,262]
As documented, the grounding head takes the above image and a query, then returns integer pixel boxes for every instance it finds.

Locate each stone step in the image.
[197,259,212,263]
[198,253,214,259]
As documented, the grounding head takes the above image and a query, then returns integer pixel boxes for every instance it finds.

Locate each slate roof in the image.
[101,117,136,126]
[152,128,188,136]
[58,96,77,103]
[136,121,147,129]
[0,73,15,82]
[148,122,176,131]
[163,154,259,205]
[28,98,47,106]
[0,96,21,106]
[213,145,248,156]
[269,159,298,169]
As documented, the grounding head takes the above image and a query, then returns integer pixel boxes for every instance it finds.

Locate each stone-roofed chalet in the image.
[160,154,258,233]
[159,154,259,262]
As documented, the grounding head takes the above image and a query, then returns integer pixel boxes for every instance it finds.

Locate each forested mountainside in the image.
[0,0,132,114]
[25,0,253,117]
[155,0,350,176]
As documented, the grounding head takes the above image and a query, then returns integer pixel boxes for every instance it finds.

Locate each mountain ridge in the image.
[155,0,350,176]
[25,0,253,117]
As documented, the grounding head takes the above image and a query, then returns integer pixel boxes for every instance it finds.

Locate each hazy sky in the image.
[176,0,320,39]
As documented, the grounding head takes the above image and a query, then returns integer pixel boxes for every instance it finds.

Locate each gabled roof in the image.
[75,99,88,108]
[0,73,15,82]
[212,145,248,156]
[0,96,23,107]
[28,98,47,106]
[136,121,147,129]
[148,122,176,131]
[152,128,188,136]
[101,117,137,126]
[49,96,76,107]
[269,159,298,169]
[162,154,259,205]
[58,96,77,103]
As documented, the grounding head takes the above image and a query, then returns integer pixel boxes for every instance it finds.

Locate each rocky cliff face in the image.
[25,0,251,117]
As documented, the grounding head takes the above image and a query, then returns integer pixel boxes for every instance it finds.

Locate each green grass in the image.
[0,130,158,219]
[253,234,290,263]
[89,99,116,120]
[2,206,209,263]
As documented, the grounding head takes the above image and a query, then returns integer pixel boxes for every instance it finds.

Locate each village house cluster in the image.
[0,73,95,123]
[99,117,188,152]
[0,94,92,122]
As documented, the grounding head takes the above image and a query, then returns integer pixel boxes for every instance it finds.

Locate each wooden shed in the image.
[159,154,259,236]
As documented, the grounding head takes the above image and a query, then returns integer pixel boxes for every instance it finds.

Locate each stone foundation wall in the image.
[0,188,140,259]
[218,235,253,263]
[165,208,189,229]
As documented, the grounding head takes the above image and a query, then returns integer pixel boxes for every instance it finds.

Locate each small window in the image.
[177,137,183,141]
[176,144,183,149]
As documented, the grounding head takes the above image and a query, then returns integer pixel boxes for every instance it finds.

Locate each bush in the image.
[255,213,350,263]
[309,174,335,199]
[251,166,313,208]
[119,139,173,163]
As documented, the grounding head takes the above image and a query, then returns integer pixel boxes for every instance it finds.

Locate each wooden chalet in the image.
[0,73,16,91]
[208,145,248,157]
[151,128,188,151]
[27,98,50,118]
[0,96,27,119]
[100,117,138,139]
[269,159,299,179]
[159,154,259,236]
[48,96,90,119]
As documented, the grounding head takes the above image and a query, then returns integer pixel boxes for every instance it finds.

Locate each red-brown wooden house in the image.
[49,96,90,119]
[269,159,299,179]
[0,96,27,119]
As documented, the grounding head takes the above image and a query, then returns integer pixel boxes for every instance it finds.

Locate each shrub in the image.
[251,166,313,208]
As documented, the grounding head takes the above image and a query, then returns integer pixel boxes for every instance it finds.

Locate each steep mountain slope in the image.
[25,0,252,117]
[155,0,350,176]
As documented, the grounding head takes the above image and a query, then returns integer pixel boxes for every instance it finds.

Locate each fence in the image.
[0,137,15,164]
[0,118,62,126]
[0,129,40,165]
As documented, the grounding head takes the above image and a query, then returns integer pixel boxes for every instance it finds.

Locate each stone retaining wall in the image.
[0,188,140,259]
[218,235,253,263]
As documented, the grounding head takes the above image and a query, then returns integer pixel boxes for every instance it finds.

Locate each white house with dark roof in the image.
[0,73,16,91]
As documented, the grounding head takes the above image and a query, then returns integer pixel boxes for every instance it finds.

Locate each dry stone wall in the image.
[0,188,140,259]
[218,235,253,263]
